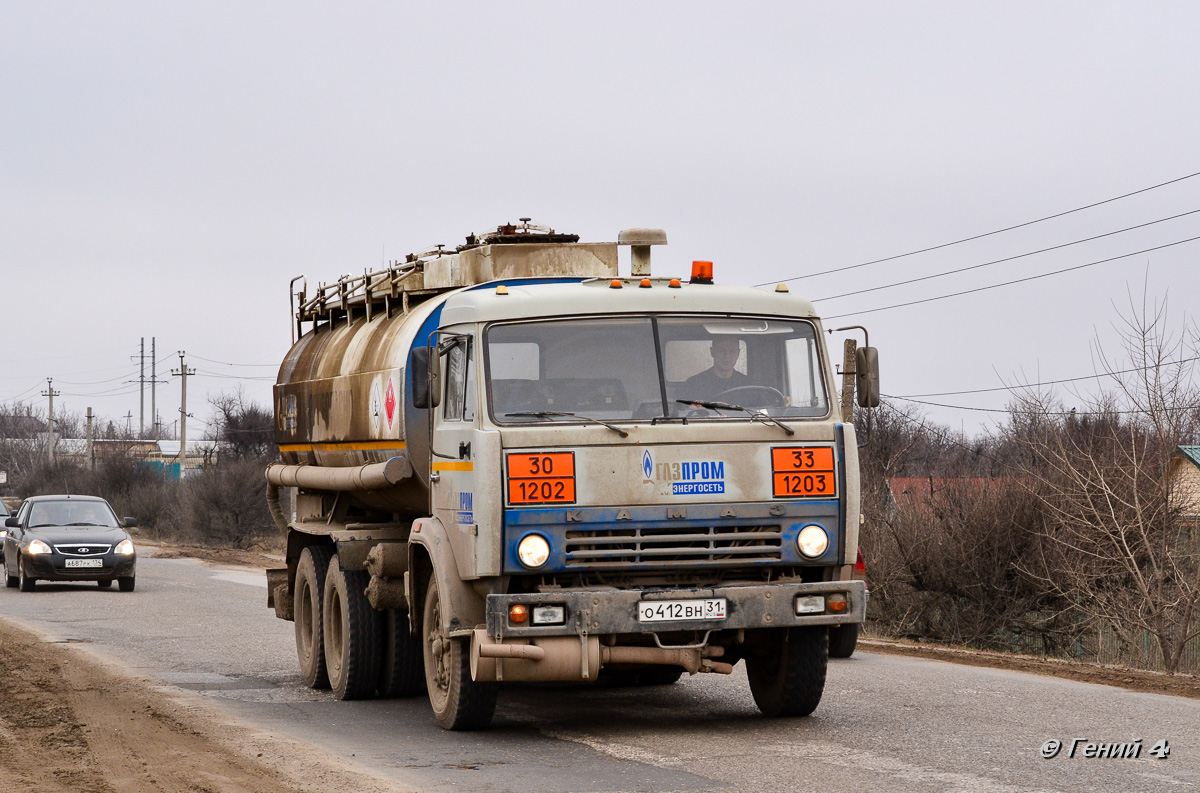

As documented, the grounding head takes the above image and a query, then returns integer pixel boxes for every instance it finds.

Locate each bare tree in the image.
[1014,295,1200,673]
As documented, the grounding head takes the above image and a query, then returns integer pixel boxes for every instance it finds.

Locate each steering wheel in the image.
[713,385,786,408]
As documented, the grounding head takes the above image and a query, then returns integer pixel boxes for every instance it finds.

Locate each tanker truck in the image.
[264,221,876,730]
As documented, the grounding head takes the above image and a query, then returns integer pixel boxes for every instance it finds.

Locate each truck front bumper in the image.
[485,579,867,640]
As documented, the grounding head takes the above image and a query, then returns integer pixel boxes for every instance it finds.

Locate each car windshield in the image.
[486,315,828,424]
[28,501,120,528]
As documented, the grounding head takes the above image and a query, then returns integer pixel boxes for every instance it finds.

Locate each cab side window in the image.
[443,339,472,422]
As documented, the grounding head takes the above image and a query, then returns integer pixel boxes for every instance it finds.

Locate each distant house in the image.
[54,438,218,478]
[1166,446,1200,521]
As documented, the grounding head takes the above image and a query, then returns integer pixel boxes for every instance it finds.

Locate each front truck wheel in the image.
[379,608,426,698]
[422,576,496,730]
[294,545,334,689]
[323,556,381,700]
[746,626,828,717]
[828,623,859,659]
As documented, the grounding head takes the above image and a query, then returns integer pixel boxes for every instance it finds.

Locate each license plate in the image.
[637,598,726,623]
[65,559,103,568]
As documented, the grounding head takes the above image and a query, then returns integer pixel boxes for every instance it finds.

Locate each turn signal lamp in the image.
[690,260,714,284]
[609,279,623,289]
[827,593,848,613]
[509,604,530,624]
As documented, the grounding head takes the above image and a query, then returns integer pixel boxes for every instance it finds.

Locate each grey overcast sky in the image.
[2,2,1198,438]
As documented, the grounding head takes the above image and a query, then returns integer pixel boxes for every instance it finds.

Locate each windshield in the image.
[28,500,120,528]
[486,315,828,424]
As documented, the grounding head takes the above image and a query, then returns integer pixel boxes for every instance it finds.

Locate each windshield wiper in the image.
[66,522,105,527]
[674,398,795,436]
[505,411,629,438]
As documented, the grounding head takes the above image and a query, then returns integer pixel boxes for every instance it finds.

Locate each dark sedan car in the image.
[3,495,137,592]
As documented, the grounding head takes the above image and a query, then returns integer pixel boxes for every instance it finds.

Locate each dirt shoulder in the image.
[0,615,411,793]
[860,637,1200,700]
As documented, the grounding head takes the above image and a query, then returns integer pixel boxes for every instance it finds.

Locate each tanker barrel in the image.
[265,455,413,491]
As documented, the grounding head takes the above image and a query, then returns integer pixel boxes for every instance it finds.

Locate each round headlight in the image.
[796,525,829,559]
[517,534,551,569]
[116,539,135,555]
[28,539,52,555]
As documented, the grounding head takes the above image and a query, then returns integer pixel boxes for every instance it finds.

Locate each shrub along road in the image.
[0,546,1198,792]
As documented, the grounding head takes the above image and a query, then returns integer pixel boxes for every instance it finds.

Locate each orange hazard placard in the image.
[773,470,836,498]
[507,452,577,504]
[771,446,836,498]
[771,447,835,473]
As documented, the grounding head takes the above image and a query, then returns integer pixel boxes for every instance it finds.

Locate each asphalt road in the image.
[1,554,1198,793]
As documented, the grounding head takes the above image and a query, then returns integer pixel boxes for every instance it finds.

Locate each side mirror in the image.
[855,346,880,408]
[4,517,17,528]
[123,517,138,529]
[410,346,442,410]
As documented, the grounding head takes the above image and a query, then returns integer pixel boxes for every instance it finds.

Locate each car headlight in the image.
[116,539,135,555]
[27,539,52,555]
[516,534,551,569]
[0,530,6,540]
[796,525,829,558]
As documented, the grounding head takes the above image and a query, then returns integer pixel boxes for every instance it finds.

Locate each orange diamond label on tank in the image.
[385,379,397,428]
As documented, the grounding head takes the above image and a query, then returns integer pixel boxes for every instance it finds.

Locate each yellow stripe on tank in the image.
[278,440,407,453]
[432,461,474,472]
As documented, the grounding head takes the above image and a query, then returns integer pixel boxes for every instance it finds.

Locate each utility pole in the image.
[151,337,158,439]
[840,338,857,424]
[86,407,95,470]
[42,378,60,465]
[172,351,195,478]
[139,337,145,438]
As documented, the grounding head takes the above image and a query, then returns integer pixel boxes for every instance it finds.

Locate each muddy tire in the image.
[117,576,136,592]
[294,545,334,689]
[422,576,496,730]
[828,624,859,659]
[745,626,828,717]
[323,556,381,700]
[379,608,425,698]
[18,560,35,592]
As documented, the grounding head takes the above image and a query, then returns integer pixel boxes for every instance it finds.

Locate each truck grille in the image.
[564,524,783,569]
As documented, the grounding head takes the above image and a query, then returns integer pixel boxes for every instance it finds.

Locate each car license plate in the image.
[65,559,103,568]
[637,598,726,623]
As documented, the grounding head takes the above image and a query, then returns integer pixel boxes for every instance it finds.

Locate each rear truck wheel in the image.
[97,578,113,589]
[294,545,334,689]
[118,576,136,592]
[745,626,828,717]
[323,555,381,700]
[422,576,496,730]
[18,559,35,592]
[828,624,859,659]
[379,608,426,698]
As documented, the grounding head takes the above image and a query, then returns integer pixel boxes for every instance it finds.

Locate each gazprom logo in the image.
[642,450,654,480]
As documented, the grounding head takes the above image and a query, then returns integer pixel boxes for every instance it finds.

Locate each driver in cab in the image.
[682,336,748,401]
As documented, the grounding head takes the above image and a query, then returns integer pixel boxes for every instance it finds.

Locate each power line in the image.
[894,355,1200,398]
[757,169,1200,286]
[886,394,1199,417]
[189,354,277,367]
[816,208,1200,302]
[824,234,1200,320]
